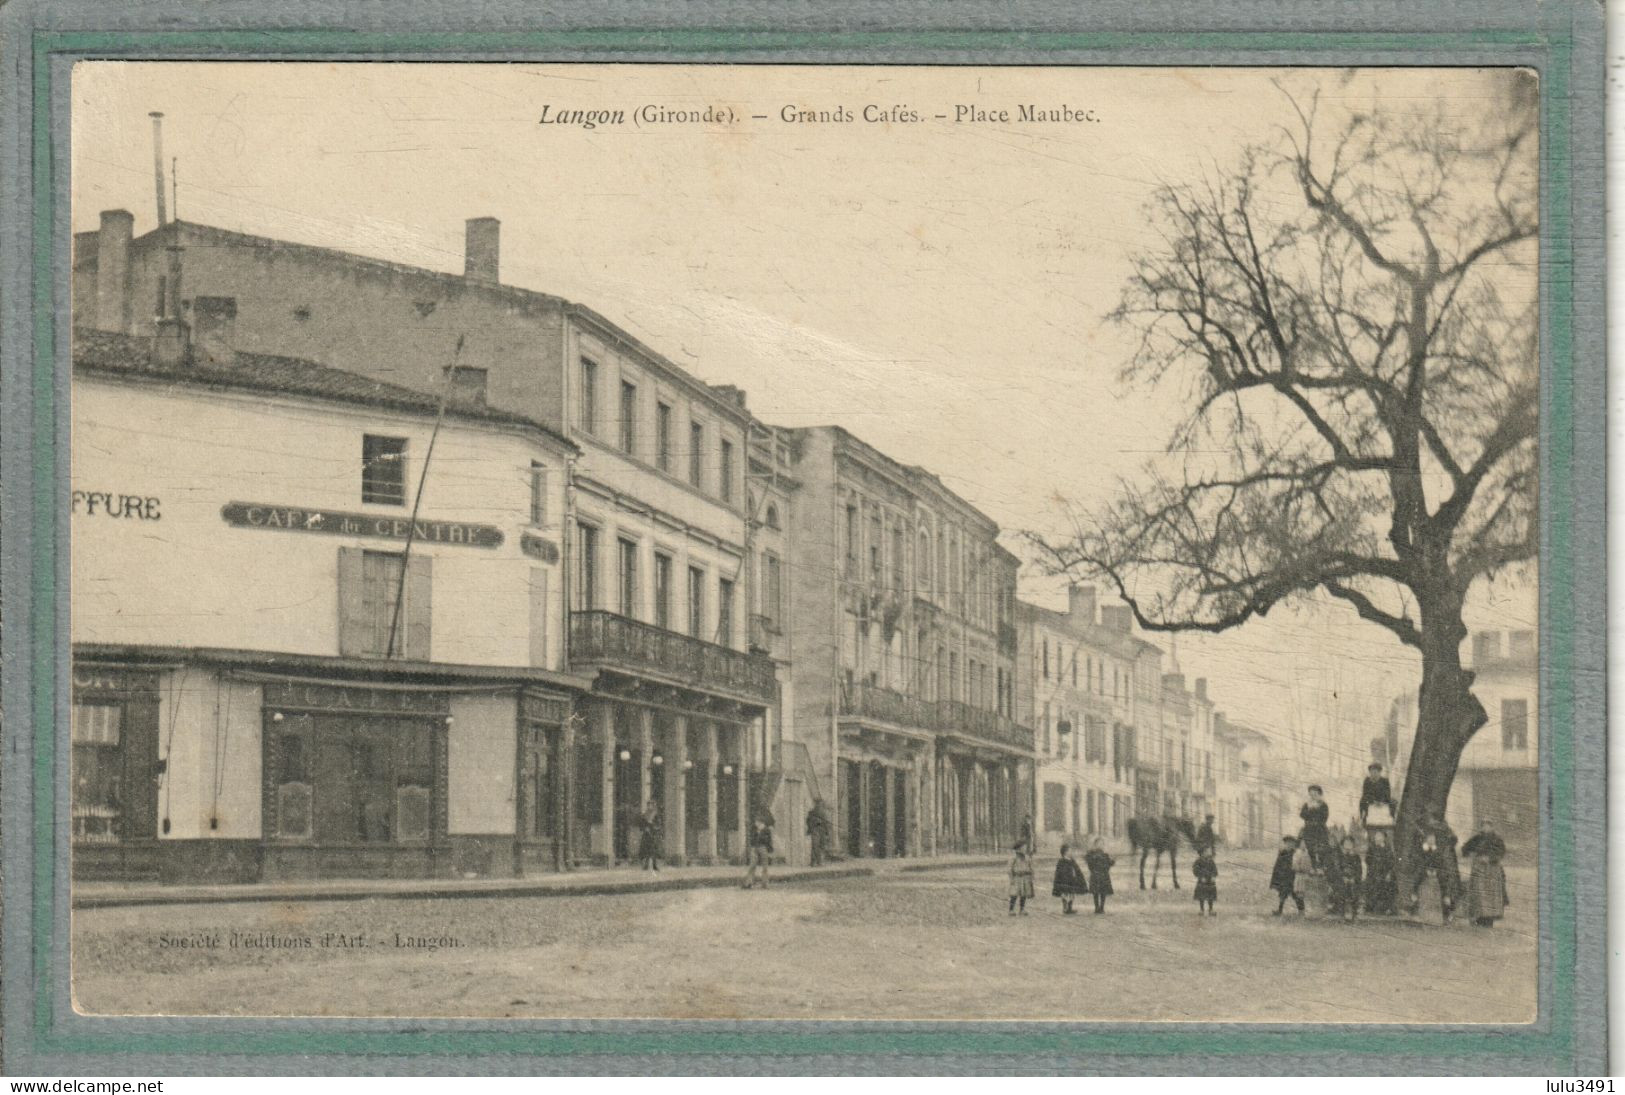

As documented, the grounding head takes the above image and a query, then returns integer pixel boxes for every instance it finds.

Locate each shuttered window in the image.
[338,547,431,659]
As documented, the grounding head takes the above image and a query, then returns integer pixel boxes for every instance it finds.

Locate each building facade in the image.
[1385,629,1537,852]
[75,209,779,869]
[70,326,586,882]
[1016,586,1154,848]
[1212,715,1274,848]
[785,426,1034,859]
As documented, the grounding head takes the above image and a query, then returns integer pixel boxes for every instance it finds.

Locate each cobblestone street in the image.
[73,851,1536,1023]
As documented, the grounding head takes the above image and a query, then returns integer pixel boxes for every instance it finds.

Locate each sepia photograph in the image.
[65,61,1541,1026]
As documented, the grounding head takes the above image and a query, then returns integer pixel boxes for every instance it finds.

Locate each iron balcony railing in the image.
[569,610,777,703]
[837,683,1035,753]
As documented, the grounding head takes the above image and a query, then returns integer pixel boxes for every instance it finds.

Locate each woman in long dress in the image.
[1461,819,1509,927]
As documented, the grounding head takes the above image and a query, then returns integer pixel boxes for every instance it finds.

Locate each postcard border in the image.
[0,6,1605,1077]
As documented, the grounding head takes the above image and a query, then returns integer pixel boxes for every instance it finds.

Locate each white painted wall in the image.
[72,375,571,670]
[448,692,518,835]
[154,669,263,840]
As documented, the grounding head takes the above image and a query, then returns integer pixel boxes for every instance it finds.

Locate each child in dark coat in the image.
[1328,835,1363,920]
[1051,843,1088,915]
[1270,835,1305,915]
[1364,829,1398,915]
[1084,837,1115,914]
[1192,847,1218,916]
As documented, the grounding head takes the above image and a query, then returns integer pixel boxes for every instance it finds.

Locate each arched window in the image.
[764,503,780,529]
[918,529,932,597]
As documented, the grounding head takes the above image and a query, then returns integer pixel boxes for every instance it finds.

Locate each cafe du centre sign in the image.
[221,502,504,548]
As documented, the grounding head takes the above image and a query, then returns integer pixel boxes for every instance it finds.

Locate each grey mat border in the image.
[0,0,1605,1076]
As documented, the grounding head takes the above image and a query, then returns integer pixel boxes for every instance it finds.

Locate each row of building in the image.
[70,207,1283,883]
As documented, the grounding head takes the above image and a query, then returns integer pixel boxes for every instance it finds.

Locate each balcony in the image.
[569,610,777,704]
[840,681,941,730]
[837,684,1035,754]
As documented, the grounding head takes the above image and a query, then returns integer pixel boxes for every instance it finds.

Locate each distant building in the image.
[1016,586,1157,847]
[1212,715,1275,848]
[1385,628,1537,850]
[784,426,1033,858]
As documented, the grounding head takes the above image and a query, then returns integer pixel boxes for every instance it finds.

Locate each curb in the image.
[896,858,1005,873]
[73,866,877,910]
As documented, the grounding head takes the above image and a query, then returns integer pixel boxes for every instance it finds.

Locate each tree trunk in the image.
[1394,597,1488,906]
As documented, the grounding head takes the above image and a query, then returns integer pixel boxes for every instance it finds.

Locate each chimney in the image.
[1194,677,1207,700]
[193,296,237,366]
[1164,672,1186,693]
[1100,604,1133,632]
[1508,630,1536,661]
[1068,583,1097,627]
[1472,630,1502,667]
[153,317,189,365]
[464,217,500,283]
[95,210,134,333]
[713,384,748,409]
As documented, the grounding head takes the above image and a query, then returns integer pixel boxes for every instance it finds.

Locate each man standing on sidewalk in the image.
[806,799,831,866]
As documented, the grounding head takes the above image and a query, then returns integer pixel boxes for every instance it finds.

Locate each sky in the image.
[70,63,1539,800]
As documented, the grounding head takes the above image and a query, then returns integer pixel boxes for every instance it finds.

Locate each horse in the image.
[1126,814,1198,890]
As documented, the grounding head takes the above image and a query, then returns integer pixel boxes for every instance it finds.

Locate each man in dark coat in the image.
[805,799,831,866]
[1359,763,1395,825]
[1195,814,1217,855]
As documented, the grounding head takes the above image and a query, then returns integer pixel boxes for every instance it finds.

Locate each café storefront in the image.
[70,646,590,884]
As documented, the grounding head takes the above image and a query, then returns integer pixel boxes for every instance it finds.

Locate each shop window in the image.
[338,548,431,659]
[361,435,407,506]
[275,714,437,845]
[71,702,123,843]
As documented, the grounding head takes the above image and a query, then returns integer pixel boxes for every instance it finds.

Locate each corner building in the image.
[74,209,780,869]
[784,427,1034,859]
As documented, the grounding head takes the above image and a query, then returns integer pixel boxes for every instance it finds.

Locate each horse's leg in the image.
[1170,846,1180,889]
[1139,845,1148,889]
[1151,848,1160,889]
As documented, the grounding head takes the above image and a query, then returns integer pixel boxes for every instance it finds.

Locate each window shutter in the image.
[337,547,368,657]
[405,554,433,660]
[529,567,549,668]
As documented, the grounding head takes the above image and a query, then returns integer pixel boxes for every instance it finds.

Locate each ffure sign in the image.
[221,501,504,548]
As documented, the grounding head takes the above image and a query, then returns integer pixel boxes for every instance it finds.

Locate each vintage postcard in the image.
[63,61,1545,1024]
[0,6,1604,1073]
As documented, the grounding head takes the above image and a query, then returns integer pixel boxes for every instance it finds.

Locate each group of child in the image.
[1007,837,1116,916]
[1269,829,1399,919]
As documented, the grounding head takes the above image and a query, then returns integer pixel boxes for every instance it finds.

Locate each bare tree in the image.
[1032,74,1538,894]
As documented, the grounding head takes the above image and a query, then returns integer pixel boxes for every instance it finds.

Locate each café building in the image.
[69,323,589,883]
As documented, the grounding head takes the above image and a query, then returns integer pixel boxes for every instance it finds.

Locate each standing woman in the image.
[637,801,663,872]
[1299,785,1331,869]
[1461,819,1510,927]
[1051,843,1088,915]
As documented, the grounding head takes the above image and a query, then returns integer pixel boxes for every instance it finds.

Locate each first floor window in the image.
[362,434,408,506]
[1501,698,1529,750]
[717,577,735,647]
[618,538,639,618]
[578,524,600,609]
[654,552,674,630]
[338,548,433,660]
[688,566,705,637]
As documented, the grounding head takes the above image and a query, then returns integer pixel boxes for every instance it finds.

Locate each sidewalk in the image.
[73,853,1007,909]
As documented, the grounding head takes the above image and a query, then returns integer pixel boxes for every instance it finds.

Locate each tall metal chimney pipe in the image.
[149,112,167,226]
